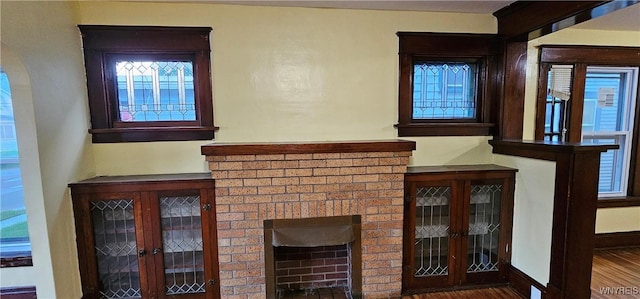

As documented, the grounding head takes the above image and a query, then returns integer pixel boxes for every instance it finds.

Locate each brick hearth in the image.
[201,140,415,298]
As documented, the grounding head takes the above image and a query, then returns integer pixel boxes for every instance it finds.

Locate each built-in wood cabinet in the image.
[402,165,516,293]
[69,173,220,299]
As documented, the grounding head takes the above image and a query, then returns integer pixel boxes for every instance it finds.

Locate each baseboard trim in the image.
[594,231,640,249]
[507,264,547,298]
[0,286,36,299]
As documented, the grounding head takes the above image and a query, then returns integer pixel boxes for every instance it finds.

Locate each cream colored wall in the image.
[77,1,498,175]
[494,154,556,285]
[1,1,95,298]
[525,28,640,234]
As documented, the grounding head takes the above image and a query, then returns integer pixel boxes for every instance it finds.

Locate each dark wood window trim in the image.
[0,255,33,268]
[0,286,37,299]
[534,46,640,199]
[78,25,216,143]
[396,32,499,137]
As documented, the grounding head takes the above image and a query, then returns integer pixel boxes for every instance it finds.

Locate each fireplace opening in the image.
[264,216,362,299]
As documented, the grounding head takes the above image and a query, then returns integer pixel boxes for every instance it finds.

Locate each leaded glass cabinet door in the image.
[463,180,506,284]
[151,189,217,299]
[86,193,148,299]
[403,180,461,290]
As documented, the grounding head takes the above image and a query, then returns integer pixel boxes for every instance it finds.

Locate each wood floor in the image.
[402,286,524,299]
[404,247,640,299]
[591,247,640,299]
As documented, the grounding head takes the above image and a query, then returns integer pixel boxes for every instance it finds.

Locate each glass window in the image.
[412,62,477,120]
[581,67,638,196]
[79,26,214,143]
[396,32,497,137]
[0,68,31,260]
[115,61,196,122]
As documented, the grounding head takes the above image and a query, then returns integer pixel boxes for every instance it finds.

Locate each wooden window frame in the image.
[396,32,499,137]
[534,45,640,207]
[79,25,215,143]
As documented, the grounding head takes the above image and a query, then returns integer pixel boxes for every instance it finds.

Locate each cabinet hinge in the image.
[202,203,212,211]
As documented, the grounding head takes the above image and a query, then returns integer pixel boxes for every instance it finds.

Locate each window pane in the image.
[115,61,196,122]
[0,68,31,258]
[412,62,476,120]
[582,67,638,196]
[582,136,625,193]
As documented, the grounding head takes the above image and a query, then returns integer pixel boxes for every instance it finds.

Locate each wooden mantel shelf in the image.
[490,139,618,161]
[201,139,416,156]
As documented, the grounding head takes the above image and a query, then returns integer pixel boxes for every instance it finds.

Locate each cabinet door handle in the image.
[451,232,458,238]
[207,279,216,286]
[152,247,162,255]
[202,203,212,211]
[138,249,147,257]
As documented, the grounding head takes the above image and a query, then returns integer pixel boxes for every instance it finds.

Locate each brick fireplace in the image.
[201,140,416,298]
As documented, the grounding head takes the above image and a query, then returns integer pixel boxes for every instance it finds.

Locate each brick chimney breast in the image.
[202,140,416,298]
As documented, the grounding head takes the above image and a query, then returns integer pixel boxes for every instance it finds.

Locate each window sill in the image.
[597,196,640,208]
[0,256,32,268]
[396,123,494,137]
[90,126,217,143]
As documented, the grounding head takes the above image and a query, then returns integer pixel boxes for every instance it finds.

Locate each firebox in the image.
[264,215,362,299]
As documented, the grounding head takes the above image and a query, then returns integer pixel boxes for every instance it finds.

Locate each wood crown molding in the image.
[201,140,417,156]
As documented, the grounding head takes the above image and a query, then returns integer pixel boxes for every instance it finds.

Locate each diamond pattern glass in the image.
[90,199,142,299]
[414,186,450,277]
[160,195,205,295]
[412,62,477,120]
[115,61,196,122]
[467,184,502,273]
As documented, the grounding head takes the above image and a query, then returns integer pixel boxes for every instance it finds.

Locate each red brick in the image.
[286,185,313,193]
[300,176,327,184]
[219,162,243,170]
[285,154,313,160]
[218,212,245,221]
[242,161,271,170]
[313,184,340,192]
[300,193,326,201]
[215,187,229,196]
[242,178,272,186]
[299,159,327,168]
[285,168,313,177]
[339,183,366,191]
[272,177,299,185]
[257,169,285,178]
[353,158,380,166]
[327,175,353,184]
[210,170,228,179]
[339,167,366,175]
[256,154,285,160]
[313,168,340,176]
[258,186,285,194]
[216,179,243,187]
[366,166,394,174]
[271,160,299,169]
[273,194,300,202]
[224,155,256,161]
[312,153,341,159]
[230,204,259,213]
[366,182,392,190]
[244,195,273,203]
[379,157,410,165]
[327,192,352,200]
[229,187,258,195]
[228,170,257,179]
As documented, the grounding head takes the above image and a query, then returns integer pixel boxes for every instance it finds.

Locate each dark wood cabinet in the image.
[69,173,220,299]
[402,165,516,293]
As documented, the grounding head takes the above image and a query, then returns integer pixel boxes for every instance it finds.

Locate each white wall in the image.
[77,1,498,175]
[494,154,556,285]
[1,1,95,298]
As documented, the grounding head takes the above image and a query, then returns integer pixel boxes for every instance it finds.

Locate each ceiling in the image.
[209,0,639,31]
[127,0,640,31]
